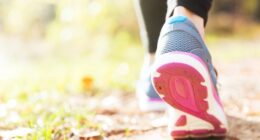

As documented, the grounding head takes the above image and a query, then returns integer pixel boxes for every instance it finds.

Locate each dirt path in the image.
[90,58,260,140]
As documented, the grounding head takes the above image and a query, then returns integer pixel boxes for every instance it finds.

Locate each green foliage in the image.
[0,0,143,91]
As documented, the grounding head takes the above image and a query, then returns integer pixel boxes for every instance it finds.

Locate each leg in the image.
[167,0,212,25]
[135,0,167,54]
[152,0,229,138]
[167,0,213,38]
[134,0,167,111]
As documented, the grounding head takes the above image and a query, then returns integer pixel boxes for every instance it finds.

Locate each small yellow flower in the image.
[82,76,94,91]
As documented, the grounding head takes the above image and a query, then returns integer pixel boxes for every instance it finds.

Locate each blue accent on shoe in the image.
[137,59,161,99]
[168,16,187,24]
[146,76,161,99]
[137,73,161,99]
[136,71,166,111]
[158,16,218,86]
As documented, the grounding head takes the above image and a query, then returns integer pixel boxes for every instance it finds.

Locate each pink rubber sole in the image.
[172,129,226,139]
[152,52,227,139]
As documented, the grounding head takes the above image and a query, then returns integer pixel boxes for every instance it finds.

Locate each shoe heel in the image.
[151,52,228,138]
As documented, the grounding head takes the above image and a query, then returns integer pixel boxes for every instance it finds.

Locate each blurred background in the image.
[0,0,260,139]
[0,0,142,94]
[1,0,260,94]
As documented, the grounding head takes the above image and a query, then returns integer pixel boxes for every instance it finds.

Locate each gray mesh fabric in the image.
[160,31,201,54]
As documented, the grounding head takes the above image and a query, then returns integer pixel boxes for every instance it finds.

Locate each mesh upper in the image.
[159,31,201,54]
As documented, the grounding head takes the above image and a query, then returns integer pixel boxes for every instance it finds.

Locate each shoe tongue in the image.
[168,16,188,24]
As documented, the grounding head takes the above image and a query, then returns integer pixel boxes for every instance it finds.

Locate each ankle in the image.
[144,53,155,66]
[173,6,205,39]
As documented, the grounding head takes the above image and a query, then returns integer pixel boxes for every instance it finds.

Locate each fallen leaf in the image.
[79,131,103,140]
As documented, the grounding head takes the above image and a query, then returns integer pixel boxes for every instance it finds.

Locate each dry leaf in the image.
[79,131,103,140]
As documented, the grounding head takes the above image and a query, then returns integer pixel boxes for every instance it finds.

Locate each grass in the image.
[0,33,143,139]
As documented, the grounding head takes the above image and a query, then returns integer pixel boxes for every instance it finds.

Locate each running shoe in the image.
[151,16,228,139]
[136,57,166,111]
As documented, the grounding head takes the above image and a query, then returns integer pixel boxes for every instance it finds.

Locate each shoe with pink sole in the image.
[151,16,228,139]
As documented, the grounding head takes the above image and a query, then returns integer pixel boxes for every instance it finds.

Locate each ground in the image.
[0,35,260,140]
[99,58,260,140]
